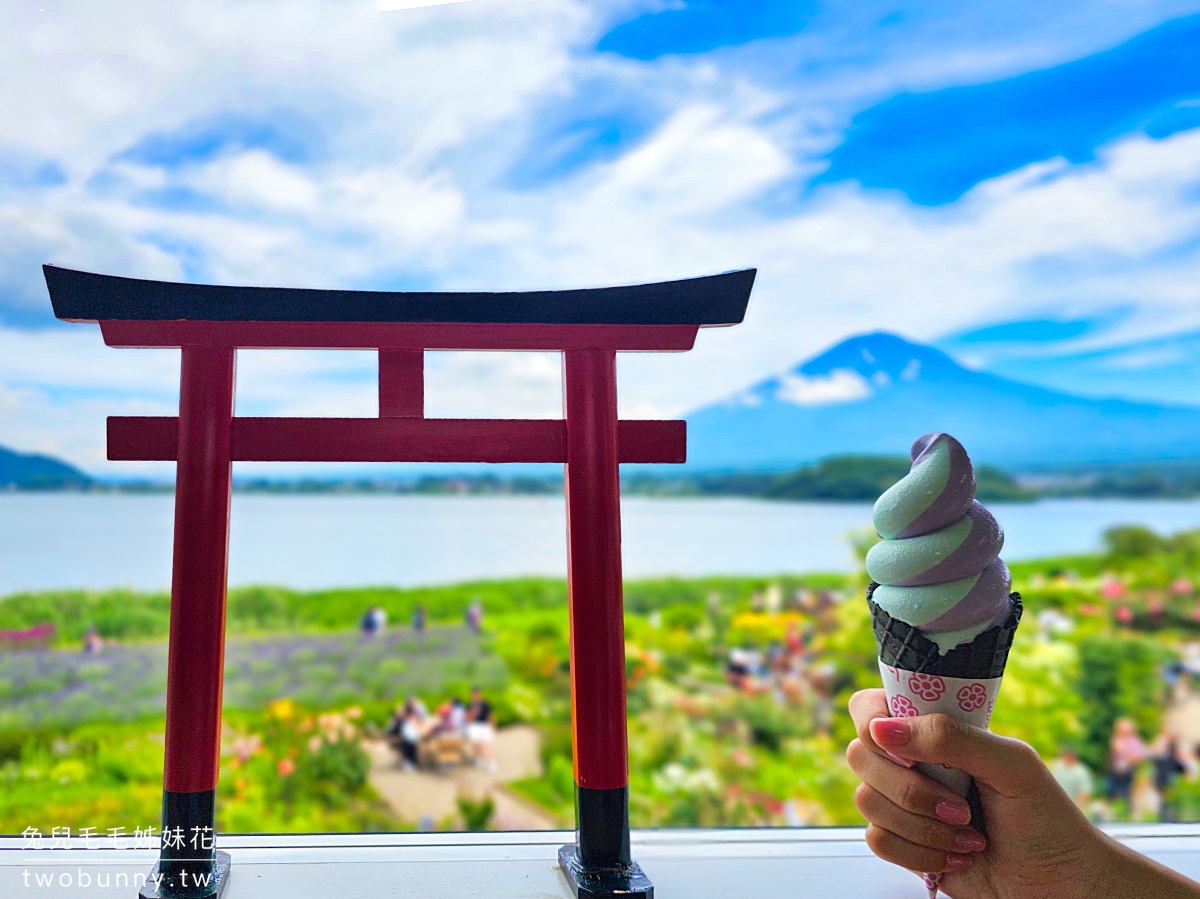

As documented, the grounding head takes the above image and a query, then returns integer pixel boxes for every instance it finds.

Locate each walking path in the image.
[365,725,562,831]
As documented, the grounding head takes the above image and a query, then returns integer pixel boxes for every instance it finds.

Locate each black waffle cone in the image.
[868,582,1023,679]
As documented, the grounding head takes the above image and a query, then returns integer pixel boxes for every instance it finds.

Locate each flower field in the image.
[0,628,506,732]
[3,525,1200,834]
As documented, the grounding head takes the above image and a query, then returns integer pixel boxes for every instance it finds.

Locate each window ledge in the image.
[3,826,1200,896]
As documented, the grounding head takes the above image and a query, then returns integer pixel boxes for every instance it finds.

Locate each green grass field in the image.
[4,525,1200,834]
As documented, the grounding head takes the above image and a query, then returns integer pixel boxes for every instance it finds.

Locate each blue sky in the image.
[819,13,1200,204]
[1,0,1199,473]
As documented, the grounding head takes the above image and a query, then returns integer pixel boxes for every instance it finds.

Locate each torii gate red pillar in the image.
[562,349,635,883]
[160,346,237,896]
[45,264,756,899]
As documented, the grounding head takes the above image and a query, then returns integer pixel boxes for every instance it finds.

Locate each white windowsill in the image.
[3,826,1200,897]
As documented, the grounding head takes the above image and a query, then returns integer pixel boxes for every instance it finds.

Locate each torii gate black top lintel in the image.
[44,264,755,326]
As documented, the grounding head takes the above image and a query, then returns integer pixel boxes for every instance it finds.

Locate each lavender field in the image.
[0,627,506,732]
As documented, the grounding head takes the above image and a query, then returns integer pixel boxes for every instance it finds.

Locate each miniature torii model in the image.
[45,263,756,899]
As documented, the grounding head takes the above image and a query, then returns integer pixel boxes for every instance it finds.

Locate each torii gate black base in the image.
[45,263,755,899]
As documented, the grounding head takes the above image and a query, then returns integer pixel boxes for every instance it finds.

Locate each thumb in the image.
[870,714,1046,798]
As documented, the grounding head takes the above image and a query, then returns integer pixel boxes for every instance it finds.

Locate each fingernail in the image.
[871,718,911,747]
[954,830,986,852]
[936,801,971,825]
[945,852,973,871]
[945,849,974,868]
[885,750,916,768]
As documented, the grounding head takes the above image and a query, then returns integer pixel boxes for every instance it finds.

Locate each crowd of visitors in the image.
[723,588,840,736]
[384,686,497,772]
[361,599,483,639]
[358,601,496,771]
[1048,717,1199,822]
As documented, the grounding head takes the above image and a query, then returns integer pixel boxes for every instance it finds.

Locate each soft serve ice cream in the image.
[867,433,1012,655]
[866,433,1023,899]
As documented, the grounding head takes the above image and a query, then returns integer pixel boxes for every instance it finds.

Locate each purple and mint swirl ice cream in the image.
[867,433,1012,655]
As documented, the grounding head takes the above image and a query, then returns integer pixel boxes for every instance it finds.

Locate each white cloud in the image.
[206,151,322,213]
[426,352,562,419]
[1102,346,1191,371]
[726,390,762,408]
[591,129,1200,418]
[14,122,1200,467]
[3,0,1200,473]
[0,379,178,476]
[379,0,478,9]
[774,370,872,406]
[0,324,180,398]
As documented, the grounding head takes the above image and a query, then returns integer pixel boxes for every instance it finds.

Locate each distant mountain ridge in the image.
[0,444,90,488]
[684,332,1200,471]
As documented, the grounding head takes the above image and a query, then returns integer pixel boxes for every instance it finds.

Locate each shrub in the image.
[456,795,495,831]
[1077,634,1173,772]
[1105,526,1168,560]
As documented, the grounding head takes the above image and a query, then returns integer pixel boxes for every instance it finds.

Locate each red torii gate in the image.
[45,264,755,899]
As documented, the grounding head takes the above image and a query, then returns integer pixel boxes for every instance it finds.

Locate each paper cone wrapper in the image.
[870,586,1023,896]
[878,660,1000,795]
[879,661,1000,897]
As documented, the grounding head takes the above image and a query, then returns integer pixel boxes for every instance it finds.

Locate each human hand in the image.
[846,689,1200,899]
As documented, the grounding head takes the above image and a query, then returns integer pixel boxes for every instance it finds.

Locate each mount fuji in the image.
[683,332,1200,471]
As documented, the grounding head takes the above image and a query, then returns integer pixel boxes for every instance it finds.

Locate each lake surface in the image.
[4,494,1200,594]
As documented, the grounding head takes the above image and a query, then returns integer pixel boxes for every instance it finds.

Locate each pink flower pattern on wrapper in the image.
[889,694,919,718]
[908,673,945,702]
[957,683,988,712]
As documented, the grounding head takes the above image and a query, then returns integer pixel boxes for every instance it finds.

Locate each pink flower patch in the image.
[908,673,945,702]
[957,683,988,712]
[889,695,919,718]
[885,665,899,682]
[1100,579,1126,600]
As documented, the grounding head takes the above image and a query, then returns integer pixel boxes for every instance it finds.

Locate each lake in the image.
[4,494,1200,594]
